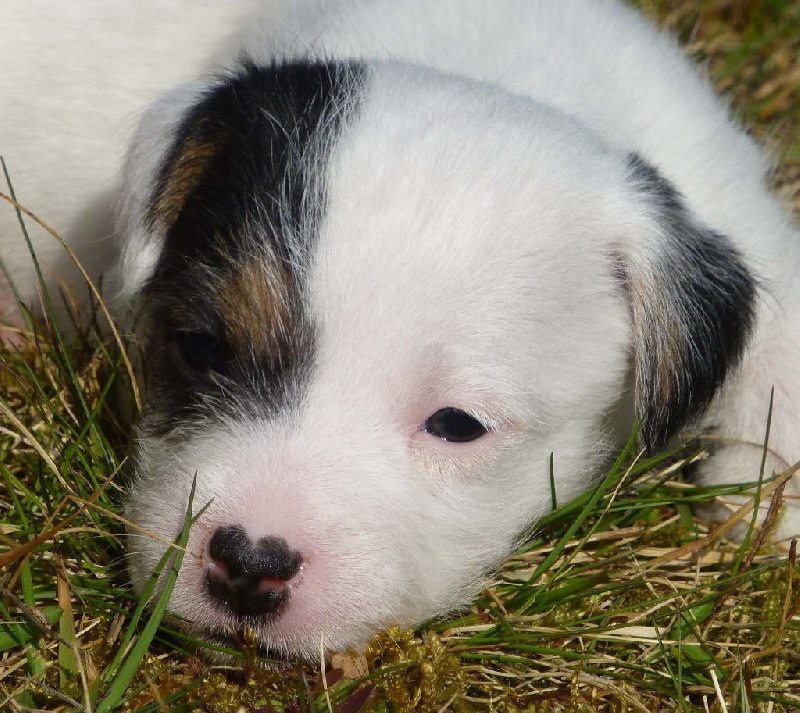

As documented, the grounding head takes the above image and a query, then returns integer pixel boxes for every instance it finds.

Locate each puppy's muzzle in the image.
[205,525,303,617]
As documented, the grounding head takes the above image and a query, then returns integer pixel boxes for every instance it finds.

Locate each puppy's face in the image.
[119,61,754,658]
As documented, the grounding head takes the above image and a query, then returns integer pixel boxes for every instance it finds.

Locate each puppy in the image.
[3,0,799,660]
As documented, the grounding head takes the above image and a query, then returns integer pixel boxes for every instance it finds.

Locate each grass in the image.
[1,1,800,711]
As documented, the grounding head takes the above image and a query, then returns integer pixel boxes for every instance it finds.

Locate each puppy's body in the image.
[0,1,260,330]
[2,1,799,658]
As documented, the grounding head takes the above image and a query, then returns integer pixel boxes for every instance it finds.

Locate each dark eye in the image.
[176,330,224,372]
[424,407,487,443]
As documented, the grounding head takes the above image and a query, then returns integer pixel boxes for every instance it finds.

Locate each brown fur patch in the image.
[151,125,225,229]
[629,271,688,447]
[215,258,295,360]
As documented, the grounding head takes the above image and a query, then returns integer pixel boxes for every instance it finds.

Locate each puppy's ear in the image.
[618,154,757,451]
[115,81,213,303]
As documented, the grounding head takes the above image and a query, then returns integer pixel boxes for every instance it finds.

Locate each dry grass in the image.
[2,1,800,711]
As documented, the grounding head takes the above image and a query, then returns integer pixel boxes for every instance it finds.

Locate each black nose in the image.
[206,525,303,617]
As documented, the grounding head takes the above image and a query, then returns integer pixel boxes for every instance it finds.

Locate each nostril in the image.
[206,525,303,616]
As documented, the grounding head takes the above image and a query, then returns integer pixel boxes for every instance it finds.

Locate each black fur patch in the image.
[625,154,757,451]
[140,60,365,433]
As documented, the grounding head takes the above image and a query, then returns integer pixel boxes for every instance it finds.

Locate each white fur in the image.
[3,0,799,658]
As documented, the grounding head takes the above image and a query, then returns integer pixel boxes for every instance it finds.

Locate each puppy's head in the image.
[117,59,755,658]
